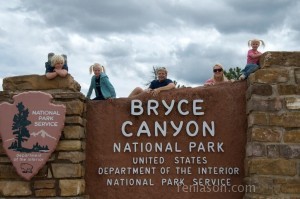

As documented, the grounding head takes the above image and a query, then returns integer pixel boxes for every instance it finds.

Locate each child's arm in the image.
[86,77,94,99]
[101,74,116,98]
[106,80,116,98]
[55,69,68,77]
[46,72,58,79]
[248,51,262,59]
[150,82,175,97]
[204,79,214,86]
[45,63,58,79]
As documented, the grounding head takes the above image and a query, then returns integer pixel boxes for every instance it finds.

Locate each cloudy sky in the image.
[0,0,299,97]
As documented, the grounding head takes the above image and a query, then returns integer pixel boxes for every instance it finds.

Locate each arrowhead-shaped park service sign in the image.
[0,91,66,180]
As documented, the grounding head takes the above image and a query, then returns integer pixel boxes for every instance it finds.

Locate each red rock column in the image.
[244,52,300,198]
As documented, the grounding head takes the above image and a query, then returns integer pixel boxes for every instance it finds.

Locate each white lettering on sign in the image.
[34,121,58,127]
[32,110,60,115]
[130,99,204,116]
[32,110,60,127]
[100,98,243,189]
[121,120,215,137]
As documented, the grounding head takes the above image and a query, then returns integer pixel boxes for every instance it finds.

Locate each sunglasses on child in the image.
[213,68,223,73]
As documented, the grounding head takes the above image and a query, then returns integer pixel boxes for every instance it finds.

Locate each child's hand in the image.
[54,68,63,74]
[255,52,262,57]
[204,82,214,86]
[54,68,68,77]
[150,89,160,97]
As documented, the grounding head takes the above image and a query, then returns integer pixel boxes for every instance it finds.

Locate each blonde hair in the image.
[156,67,168,75]
[212,64,229,82]
[248,39,265,48]
[89,63,106,74]
[51,55,64,67]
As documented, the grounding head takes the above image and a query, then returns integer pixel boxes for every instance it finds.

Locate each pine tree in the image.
[224,67,242,80]
[12,102,31,151]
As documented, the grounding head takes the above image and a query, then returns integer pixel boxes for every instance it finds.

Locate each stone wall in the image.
[245,52,300,199]
[0,75,88,198]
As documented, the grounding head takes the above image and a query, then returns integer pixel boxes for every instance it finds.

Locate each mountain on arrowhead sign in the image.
[0,91,66,180]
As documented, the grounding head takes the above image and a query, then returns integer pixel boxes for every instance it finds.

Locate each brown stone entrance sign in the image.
[86,83,247,199]
[0,91,66,180]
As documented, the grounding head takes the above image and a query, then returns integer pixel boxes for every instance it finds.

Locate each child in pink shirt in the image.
[239,39,265,80]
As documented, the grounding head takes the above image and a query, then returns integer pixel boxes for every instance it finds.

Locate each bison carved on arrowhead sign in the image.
[0,91,66,180]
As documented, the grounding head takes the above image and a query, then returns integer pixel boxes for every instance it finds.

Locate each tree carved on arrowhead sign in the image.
[0,91,66,180]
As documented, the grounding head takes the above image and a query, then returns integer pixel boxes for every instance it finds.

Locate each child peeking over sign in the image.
[45,53,69,80]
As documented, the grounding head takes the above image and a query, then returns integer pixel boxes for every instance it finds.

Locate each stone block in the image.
[34,180,56,189]
[248,158,297,176]
[2,74,81,92]
[58,151,85,163]
[260,51,300,68]
[251,127,281,142]
[48,153,56,162]
[244,176,273,194]
[55,100,84,115]
[0,91,11,103]
[281,184,300,194]
[52,163,83,178]
[81,141,86,150]
[35,165,49,178]
[35,189,56,197]
[0,164,21,179]
[269,112,300,127]
[52,92,86,100]
[65,116,84,126]
[267,145,280,158]
[296,68,300,84]
[59,179,85,196]
[248,112,269,127]
[247,97,282,113]
[0,181,32,196]
[284,129,300,143]
[280,145,300,159]
[246,142,266,157]
[273,178,287,184]
[63,126,85,139]
[249,69,290,84]
[278,85,300,95]
[246,84,273,99]
[285,97,300,110]
[47,168,53,178]
[56,140,82,151]
[0,156,10,163]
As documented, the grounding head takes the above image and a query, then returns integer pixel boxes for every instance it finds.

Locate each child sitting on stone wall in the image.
[87,63,116,101]
[239,39,265,80]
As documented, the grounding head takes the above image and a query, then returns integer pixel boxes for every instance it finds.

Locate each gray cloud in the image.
[19,0,296,35]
